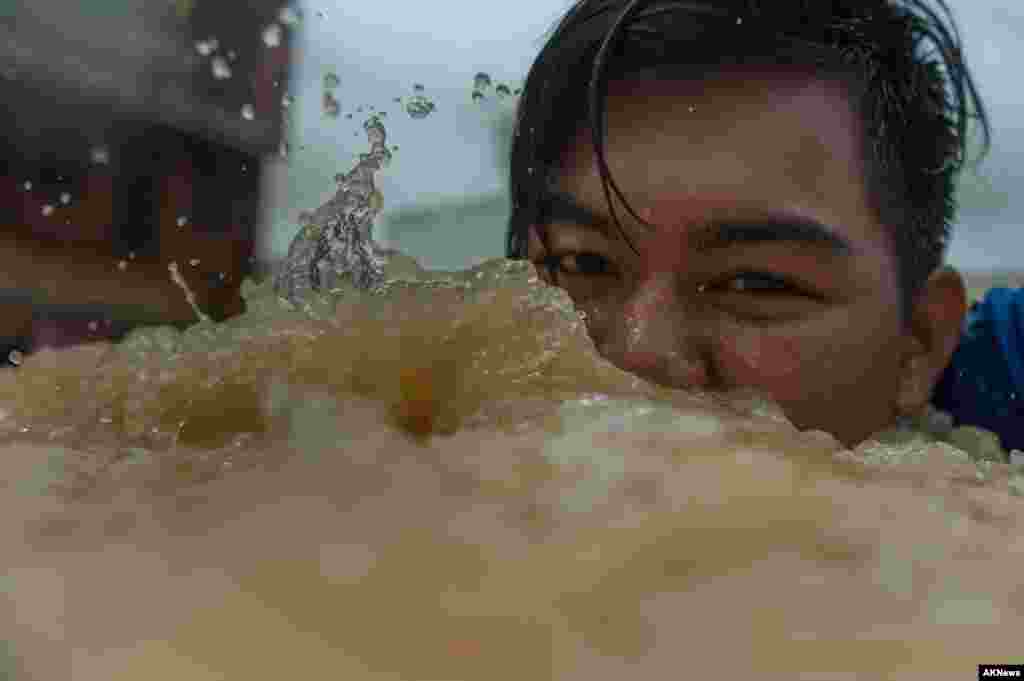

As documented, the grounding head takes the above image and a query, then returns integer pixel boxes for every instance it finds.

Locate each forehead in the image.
[557,68,877,238]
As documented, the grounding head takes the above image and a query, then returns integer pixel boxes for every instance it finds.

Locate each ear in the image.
[895,266,968,417]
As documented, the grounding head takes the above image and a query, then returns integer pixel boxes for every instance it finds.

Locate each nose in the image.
[596,272,711,391]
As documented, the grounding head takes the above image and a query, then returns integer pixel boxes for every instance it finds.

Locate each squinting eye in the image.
[541,252,614,277]
[718,271,797,293]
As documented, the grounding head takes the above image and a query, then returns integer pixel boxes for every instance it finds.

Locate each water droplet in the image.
[90,146,110,165]
[41,204,54,216]
[736,16,743,24]
[7,349,23,366]
[262,23,282,48]
[495,83,511,97]
[278,6,301,26]
[177,215,188,227]
[59,192,71,205]
[345,112,353,120]
[391,145,399,152]
[128,251,136,259]
[687,105,695,113]
[189,258,201,266]
[413,83,425,92]
[211,56,232,79]
[473,72,492,91]
[316,10,326,20]
[393,96,402,104]
[227,50,238,61]
[241,103,256,120]
[281,93,294,109]
[118,260,128,271]
[404,94,435,119]
[322,91,340,118]
[323,71,340,90]
[22,180,32,191]
[88,321,98,332]
[195,38,219,56]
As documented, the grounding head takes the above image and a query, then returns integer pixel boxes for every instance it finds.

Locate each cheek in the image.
[716,330,807,403]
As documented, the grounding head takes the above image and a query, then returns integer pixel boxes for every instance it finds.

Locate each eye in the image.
[713,271,801,295]
[540,252,615,278]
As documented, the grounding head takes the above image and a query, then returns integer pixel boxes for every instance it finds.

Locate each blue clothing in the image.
[932,287,1024,453]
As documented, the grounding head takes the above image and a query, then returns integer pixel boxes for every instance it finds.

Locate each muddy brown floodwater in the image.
[2,254,1023,680]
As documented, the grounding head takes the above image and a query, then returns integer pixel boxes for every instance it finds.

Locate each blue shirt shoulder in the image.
[932,287,1024,454]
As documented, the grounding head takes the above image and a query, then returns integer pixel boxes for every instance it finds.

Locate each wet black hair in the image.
[506,0,991,326]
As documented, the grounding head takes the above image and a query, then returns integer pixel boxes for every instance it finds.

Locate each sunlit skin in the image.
[528,67,968,446]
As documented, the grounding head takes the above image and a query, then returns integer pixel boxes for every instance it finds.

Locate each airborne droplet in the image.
[473,72,492,91]
[59,192,71,205]
[405,94,435,119]
[278,6,301,26]
[241,103,255,120]
[211,56,232,79]
[262,23,282,48]
[413,83,424,92]
[323,92,340,118]
[195,38,219,56]
[90,147,110,165]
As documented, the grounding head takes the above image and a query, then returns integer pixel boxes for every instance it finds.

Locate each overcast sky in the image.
[264,0,1024,272]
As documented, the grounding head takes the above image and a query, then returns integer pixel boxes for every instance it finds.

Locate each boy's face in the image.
[529,67,967,446]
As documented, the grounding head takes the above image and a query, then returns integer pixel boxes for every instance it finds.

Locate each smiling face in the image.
[528,67,968,446]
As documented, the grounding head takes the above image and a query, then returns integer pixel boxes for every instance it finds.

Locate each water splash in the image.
[168,262,212,324]
[273,115,393,300]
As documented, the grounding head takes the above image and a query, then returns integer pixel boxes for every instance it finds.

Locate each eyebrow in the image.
[538,191,854,257]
